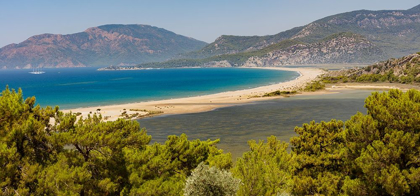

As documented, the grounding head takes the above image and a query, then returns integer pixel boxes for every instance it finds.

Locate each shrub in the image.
[184,163,240,196]
[304,81,325,92]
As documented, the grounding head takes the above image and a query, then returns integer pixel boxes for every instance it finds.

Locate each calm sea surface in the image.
[138,90,375,159]
[0,67,299,109]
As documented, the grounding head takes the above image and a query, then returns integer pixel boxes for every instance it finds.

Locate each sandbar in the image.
[63,67,325,121]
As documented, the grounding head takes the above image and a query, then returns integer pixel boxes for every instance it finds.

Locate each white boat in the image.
[29,67,45,74]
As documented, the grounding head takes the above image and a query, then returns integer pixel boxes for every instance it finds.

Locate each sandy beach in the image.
[63,67,325,121]
[64,67,420,121]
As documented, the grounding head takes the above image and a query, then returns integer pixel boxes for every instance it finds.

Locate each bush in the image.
[233,136,293,195]
[184,163,241,196]
[304,81,325,92]
[235,89,420,195]
[263,90,297,97]
[0,87,232,195]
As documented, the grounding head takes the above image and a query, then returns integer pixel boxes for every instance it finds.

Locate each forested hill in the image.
[0,24,207,69]
[323,52,420,84]
[102,32,384,70]
[102,4,420,70]
[184,4,420,59]
[180,26,304,59]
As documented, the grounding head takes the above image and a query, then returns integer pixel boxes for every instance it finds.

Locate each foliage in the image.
[111,31,380,69]
[0,86,232,195]
[2,85,420,195]
[289,89,420,195]
[233,136,293,196]
[304,80,325,92]
[323,52,420,84]
[184,162,240,196]
[262,90,297,97]
[290,120,347,195]
[234,89,420,195]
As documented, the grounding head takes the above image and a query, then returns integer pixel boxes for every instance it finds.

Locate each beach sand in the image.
[64,67,420,121]
[63,67,325,121]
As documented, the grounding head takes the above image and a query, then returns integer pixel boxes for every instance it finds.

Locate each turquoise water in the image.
[0,67,299,109]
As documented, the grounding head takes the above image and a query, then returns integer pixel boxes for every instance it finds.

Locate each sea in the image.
[0,67,299,109]
[0,67,375,158]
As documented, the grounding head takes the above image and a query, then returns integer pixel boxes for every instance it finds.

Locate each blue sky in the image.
[0,0,419,47]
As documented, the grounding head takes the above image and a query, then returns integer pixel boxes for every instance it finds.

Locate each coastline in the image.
[63,67,325,121]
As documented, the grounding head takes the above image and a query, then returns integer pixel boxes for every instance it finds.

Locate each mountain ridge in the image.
[323,51,420,84]
[103,32,383,70]
[186,4,420,61]
[0,24,207,69]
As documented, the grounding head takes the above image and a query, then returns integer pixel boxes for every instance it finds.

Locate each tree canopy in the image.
[0,86,232,195]
[233,89,420,195]
[1,86,420,195]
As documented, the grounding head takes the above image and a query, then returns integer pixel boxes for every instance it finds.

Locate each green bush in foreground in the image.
[184,162,240,196]
[233,89,420,195]
[233,136,293,195]
[0,86,232,195]
[2,86,420,195]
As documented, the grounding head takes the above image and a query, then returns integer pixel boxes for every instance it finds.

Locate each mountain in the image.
[184,4,420,61]
[241,32,384,66]
[102,32,383,70]
[181,27,304,59]
[0,24,207,69]
[324,51,420,84]
[291,5,420,57]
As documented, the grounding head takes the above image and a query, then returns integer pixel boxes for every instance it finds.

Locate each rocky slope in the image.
[292,4,420,57]
[324,52,420,83]
[181,27,304,59]
[103,32,383,70]
[0,24,207,69]
[186,4,420,60]
[241,32,383,66]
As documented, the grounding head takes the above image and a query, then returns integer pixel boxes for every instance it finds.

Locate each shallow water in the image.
[138,90,374,159]
[0,67,299,109]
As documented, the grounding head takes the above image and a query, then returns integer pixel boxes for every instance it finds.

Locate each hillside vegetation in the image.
[1,86,420,195]
[126,4,420,70]
[105,32,383,70]
[323,52,420,84]
[180,26,305,59]
[184,4,420,60]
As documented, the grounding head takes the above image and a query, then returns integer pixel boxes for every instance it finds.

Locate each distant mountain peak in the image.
[408,4,420,12]
[178,5,420,66]
[0,24,207,69]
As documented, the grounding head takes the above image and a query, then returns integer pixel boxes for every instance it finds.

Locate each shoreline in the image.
[63,67,324,121]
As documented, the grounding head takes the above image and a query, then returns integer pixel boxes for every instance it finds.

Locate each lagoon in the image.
[138,90,373,158]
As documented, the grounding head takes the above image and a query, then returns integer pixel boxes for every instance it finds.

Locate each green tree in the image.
[342,89,420,195]
[184,162,240,196]
[233,136,293,196]
[290,120,346,196]
[235,89,420,196]
[0,86,60,194]
[124,134,232,195]
[0,87,232,195]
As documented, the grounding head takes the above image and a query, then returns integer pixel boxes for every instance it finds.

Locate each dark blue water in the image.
[0,67,299,109]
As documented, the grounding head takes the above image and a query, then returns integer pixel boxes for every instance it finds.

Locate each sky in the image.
[0,0,419,47]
